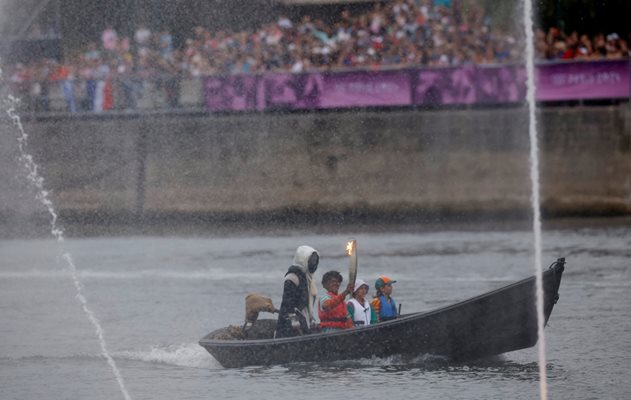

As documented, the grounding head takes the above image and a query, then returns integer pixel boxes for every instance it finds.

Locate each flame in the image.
[346,241,354,256]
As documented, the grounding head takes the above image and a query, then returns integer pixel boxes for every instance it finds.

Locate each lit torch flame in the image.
[346,241,354,256]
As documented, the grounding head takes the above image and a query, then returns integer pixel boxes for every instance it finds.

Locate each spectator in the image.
[159,29,174,61]
[594,34,607,57]
[9,63,31,102]
[117,55,137,110]
[93,57,111,112]
[102,26,118,52]
[32,60,51,112]
[575,34,594,59]
[50,60,76,113]
[277,15,293,30]
[134,24,152,55]
[8,1,630,115]
[606,33,624,59]
[78,56,96,111]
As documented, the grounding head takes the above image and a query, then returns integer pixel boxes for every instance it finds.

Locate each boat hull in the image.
[200,260,565,368]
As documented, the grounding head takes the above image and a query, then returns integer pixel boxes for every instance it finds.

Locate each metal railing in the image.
[4,59,630,116]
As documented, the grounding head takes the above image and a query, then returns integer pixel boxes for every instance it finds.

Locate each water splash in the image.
[2,96,133,400]
[114,343,220,369]
[522,1,548,399]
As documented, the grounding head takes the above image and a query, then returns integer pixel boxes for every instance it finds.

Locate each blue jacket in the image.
[378,294,397,321]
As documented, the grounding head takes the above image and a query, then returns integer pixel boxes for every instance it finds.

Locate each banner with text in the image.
[536,60,630,101]
[205,61,629,111]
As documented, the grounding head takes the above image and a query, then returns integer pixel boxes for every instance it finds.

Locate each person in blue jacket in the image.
[371,275,398,322]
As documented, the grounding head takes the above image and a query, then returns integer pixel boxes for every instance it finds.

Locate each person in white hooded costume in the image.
[275,245,319,338]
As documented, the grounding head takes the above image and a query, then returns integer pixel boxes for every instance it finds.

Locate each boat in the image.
[199,258,565,368]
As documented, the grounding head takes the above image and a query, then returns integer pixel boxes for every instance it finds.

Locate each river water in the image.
[1,224,630,400]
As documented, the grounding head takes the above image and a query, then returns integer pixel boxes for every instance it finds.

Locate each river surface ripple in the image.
[1,226,630,400]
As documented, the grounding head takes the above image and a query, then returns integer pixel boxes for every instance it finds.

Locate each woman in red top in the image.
[318,271,353,332]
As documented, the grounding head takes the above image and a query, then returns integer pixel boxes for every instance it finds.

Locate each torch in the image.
[346,239,357,293]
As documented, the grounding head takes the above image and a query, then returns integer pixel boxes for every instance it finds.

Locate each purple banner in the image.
[413,65,527,105]
[476,65,528,103]
[259,73,324,110]
[258,70,411,110]
[536,60,630,100]
[205,75,258,111]
[204,61,630,111]
[320,70,411,108]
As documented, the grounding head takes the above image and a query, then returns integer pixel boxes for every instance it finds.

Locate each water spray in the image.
[523,0,548,399]
[2,96,133,400]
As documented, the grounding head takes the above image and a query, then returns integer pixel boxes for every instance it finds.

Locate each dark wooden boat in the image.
[200,258,565,368]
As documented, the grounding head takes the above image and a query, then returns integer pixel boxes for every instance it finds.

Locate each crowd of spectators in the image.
[179,0,521,75]
[536,27,629,61]
[2,0,629,113]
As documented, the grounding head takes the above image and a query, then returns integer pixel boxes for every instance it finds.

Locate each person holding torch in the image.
[318,271,353,332]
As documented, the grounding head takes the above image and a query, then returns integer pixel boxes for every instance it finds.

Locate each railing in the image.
[5,74,203,114]
[5,60,629,115]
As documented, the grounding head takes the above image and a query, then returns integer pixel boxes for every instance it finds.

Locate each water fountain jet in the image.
[522,0,548,399]
[1,93,133,400]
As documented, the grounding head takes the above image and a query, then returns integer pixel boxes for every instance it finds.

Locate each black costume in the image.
[275,246,319,338]
[275,266,310,337]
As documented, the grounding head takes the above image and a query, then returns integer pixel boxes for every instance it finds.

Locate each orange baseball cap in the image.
[375,275,396,289]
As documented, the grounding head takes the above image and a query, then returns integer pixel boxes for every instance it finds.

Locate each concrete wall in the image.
[1,105,630,228]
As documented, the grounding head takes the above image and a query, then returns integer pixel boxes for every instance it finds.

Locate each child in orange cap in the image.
[371,275,398,322]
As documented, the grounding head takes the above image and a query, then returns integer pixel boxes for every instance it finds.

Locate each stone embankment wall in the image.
[1,105,630,227]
